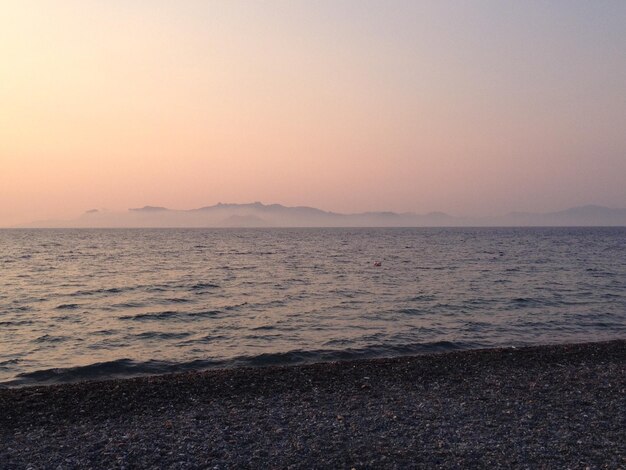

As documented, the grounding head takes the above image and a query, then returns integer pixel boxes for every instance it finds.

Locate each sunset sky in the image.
[1,1,625,226]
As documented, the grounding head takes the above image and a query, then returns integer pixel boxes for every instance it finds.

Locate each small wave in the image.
[186,309,224,318]
[179,334,228,345]
[220,265,257,271]
[244,299,283,310]
[224,302,248,311]
[52,314,81,322]
[93,329,118,336]
[0,319,33,327]
[588,271,617,278]
[132,331,192,340]
[34,334,68,344]
[111,302,145,308]
[3,358,223,387]
[119,309,221,321]
[0,358,21,367]
[55,303,80,310]
[228,341,474,367]
[40,242,62,247]
[408,294,436,302]
[244,334,282,341]
[6,305,33,312]
[191,282,220,290]
[163,298,192,304]
[397,308,423,315]
[71,287,130,297]
[323,338,352,347]
[250,325,276,331]
[1,340,478,387]
[119,310,178,321]
[462,321,491,332]
[510,297,557,308]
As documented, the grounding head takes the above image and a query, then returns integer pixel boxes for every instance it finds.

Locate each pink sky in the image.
[2,1,625,226]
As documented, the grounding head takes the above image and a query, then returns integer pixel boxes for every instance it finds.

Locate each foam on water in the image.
[0,227,625,387]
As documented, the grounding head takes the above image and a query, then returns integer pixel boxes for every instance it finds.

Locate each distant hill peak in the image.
[198,202,272,210]
[130,206,168,212]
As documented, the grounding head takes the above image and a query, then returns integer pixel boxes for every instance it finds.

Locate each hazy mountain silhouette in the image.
[130,206,168,212]
[488,205,626,227]
[17,203,626,228]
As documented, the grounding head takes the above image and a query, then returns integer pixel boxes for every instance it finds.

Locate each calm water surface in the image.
[1,227,625,386]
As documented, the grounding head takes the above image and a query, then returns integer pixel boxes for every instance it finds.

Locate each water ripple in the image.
[0,227,625,386]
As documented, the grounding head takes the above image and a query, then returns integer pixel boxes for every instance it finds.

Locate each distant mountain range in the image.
[17,203,626,228]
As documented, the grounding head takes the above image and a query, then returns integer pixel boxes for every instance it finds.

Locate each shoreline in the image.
[2,339,624,468]
[3,337,624,389]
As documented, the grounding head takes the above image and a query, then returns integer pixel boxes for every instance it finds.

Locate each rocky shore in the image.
[1,340,624,469]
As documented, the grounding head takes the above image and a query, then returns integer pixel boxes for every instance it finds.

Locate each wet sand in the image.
[1,340,624,469]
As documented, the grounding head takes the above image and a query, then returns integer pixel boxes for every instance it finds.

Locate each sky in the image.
[1,0,625,226]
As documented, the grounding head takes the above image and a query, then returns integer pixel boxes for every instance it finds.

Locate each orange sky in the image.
[2,1,625,226]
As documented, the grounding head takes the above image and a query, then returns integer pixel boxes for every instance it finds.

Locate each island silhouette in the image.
[18,203,626,228]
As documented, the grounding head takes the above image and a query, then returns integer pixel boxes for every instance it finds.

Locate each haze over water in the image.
[1,227,625,386]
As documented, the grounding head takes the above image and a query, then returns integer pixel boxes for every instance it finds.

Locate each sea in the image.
[1,227,625,387]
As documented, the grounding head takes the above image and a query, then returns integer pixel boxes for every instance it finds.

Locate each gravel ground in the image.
[1,340,624,469]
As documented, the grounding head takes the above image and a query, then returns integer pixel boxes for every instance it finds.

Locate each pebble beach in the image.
[1,340,624,469]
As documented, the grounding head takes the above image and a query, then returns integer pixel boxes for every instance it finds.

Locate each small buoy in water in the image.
[374,261,382,267]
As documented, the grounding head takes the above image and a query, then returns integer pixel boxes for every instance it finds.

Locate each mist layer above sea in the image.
[0,227,625,386]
